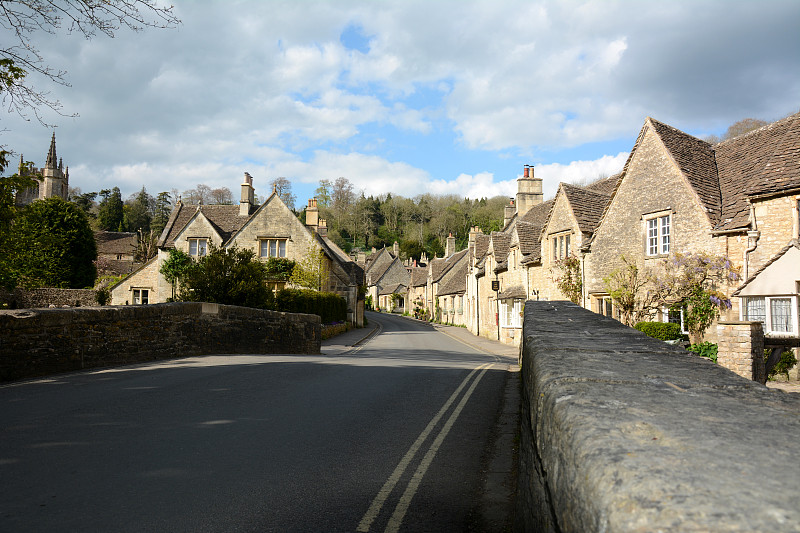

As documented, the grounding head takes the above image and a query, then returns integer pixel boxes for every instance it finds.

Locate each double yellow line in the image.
[357,362,494,533]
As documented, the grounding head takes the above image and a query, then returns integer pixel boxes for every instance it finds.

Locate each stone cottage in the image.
[111,173,365,325]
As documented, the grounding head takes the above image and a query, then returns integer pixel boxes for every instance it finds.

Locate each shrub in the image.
[688,341,718,363]
[275,288,347,324]
[634,321,683,341]
[765,349,798,381]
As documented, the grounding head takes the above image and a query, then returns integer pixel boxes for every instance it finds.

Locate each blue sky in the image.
[2,0,799,208]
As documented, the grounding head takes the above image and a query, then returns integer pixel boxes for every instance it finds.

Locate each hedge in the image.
[633,321,684,341]
[275,288,347,325]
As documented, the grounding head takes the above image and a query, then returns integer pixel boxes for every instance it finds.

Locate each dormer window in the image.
[189,238,208,257]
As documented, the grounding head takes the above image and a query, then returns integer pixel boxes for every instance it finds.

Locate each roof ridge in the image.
[715,111,800,147]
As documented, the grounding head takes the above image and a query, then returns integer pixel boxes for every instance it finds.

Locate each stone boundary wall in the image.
[517,300,800,532]
[0,302,320,382]
[717,320,766,384]
[0,288,99,309]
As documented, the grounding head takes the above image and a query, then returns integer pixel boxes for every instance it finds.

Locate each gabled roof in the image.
[431,248,468,283]
[95,231,137,255]
[365,247,397,284]
[409,266,428,288]
[488,232,510,261]
[732,239,800,296]
[158,202,250,248]
[437,259,468,296]
[715,112,800,232]
[472,232,492,263]
[560,183,612,234]
[649,118,721,225]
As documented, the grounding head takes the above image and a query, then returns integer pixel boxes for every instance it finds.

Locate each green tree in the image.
[159,248,193,299]
[290,246,329,291]
[0,166,38,288]
[314,179,332,207]
[551,254,583,304]
[123,186,153,232]
[12,197,97,288]
[97,187,124,231]
[177,245,273,309]
[151,191,172,236]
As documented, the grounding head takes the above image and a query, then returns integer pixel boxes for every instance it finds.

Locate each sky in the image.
[2,0,799,208]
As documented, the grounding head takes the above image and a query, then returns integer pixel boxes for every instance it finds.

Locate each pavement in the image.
[321,315,520,532]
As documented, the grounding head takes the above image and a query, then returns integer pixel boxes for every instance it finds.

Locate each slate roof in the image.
[498,285,525,300]
[95,231,137,255]
[561,184,612,234]
[379,282,407,296]
[409,266,428,288]
[490,232,510,261]
[649,118,722,225]
[432,249,468,283]
[584,173,622,196]
[715,112,800,231]
[158,202,251,248]
[437,259,468,296]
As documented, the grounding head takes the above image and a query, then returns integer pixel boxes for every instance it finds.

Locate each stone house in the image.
[432,246,469,326]
[363,244,410,312]
[111,174,364,325]
[95,231,139,276]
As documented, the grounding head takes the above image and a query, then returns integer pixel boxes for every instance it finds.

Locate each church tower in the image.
[39,132,69,201]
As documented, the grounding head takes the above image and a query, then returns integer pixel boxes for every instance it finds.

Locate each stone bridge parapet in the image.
[0,302,320,382]
[517,300,800,532]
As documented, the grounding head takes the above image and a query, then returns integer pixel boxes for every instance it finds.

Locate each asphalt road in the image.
[0,312,513,532]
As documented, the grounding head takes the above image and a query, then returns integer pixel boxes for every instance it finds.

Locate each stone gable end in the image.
[587,126,715,292]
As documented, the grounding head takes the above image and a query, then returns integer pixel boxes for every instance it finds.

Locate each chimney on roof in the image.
[240,172,255,216]
[445,232,456,258]
[504,198,516,228]
[306,198,319,228]
[393,241,399,258]
[516,164,543,219]
[317,218,328,236]
[469,226,483,258]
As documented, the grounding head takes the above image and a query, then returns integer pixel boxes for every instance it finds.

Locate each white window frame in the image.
[132,288,149,305]
[188,238,208,257]
[551,232,572,261]
[645,214,671,256]
[741,295,799,337]
[662,306,689,334]
[260,238,287,258]
[500,299,523,328]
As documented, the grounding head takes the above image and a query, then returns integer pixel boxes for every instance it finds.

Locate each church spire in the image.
[45,132,57,170]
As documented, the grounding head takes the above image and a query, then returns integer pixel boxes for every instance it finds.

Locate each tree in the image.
[134,228,158,263]
[182,183,212,205]
[177,245,273,309]
[151,191,172,235]
[290,246,329,291]
[314,179,332,207]
[270,176,296,211]
[70,189,97,221]
[0,166,37,288]
[97,187,124,231]
[12,197,97,288]
[123,186,153,232]
[159,248,192,299]
[551,254,583,304]
[0,0,179,121]
[210,187,233,205]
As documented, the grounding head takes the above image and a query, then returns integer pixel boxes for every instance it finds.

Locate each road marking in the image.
[356,363,492,533]
[384,364,491,533]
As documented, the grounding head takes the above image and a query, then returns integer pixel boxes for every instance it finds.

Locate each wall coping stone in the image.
[518,300,800,532]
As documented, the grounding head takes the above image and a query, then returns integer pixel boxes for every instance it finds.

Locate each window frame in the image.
[259,238,288,259]
[132,288,149,305]
[499,298,523,328]
[645,213,671,257]
[742,295,799,336]
[188,238,208,257]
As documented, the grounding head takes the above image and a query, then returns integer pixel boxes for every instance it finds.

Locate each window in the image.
[500,299,523,328]
[743,296,798,336]
[551,233,572,261]
[646,215,670,256]
[189,238,208,257]
[132,288,149,305]
[665,306,689,334]
[260,238,287,258]
[595,295,617,320]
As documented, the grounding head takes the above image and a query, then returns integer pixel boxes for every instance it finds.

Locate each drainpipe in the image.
[744,202,760,281]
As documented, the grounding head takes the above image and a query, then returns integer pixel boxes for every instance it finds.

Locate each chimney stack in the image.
[445,232,456,258]
[516,164,543,219]
[317,218,328,236]
[240,172,255,216]
[393,241,400,258]
[504,198,516,228]
[306,198,319,228]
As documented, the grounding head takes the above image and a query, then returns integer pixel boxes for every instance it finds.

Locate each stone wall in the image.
[717,320,766,384]
[0,288,99,309]
[0,302,320,382]
[517,300,800,532]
